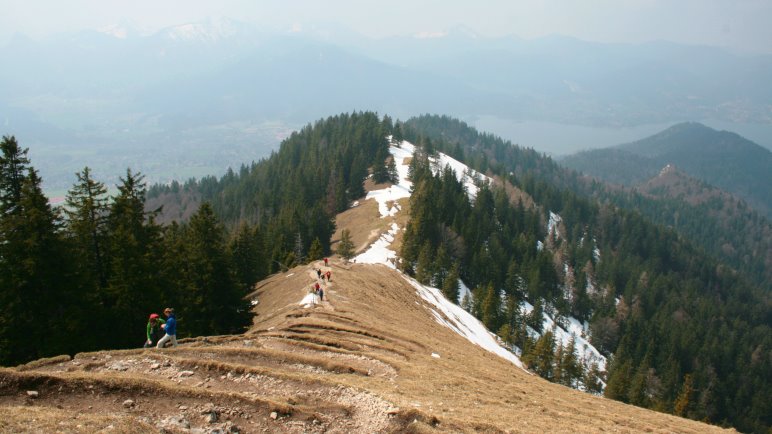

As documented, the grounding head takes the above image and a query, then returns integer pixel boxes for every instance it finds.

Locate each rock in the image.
[122,399,134,408]
[178,370,195,377]
[269,411,278,420]
[178,405,188,410]
[150,363,160,370]
[206,412,218,423]
[26,390,39,398]
[386,408,400,415]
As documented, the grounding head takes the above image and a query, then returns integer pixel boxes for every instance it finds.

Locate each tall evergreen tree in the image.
[183,203,250,337]
[105,169,162,347]
[337,229,355,261]
[64,167,109,291]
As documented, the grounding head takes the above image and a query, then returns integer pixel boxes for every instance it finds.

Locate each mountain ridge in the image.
[561,121,772,217]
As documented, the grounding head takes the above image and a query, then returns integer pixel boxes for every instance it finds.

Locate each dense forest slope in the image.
[560,122,772,217]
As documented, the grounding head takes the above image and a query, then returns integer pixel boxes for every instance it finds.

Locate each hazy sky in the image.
[2,0,771,53]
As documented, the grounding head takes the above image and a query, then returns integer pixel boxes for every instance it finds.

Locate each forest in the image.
[402,115,770,433]
[1,112,769,432]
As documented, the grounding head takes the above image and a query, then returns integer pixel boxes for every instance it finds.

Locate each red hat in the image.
[149,313,160,320]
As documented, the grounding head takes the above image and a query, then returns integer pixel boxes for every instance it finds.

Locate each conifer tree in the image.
[0,158,78,363]
[0,135,28,215]
[229,222,267,292]
[481,283,501,331]
[337,229,355,261]
[183,202,250,336]
[308,237,324,261]
[387,156,399,183]
[415,241,435,285]
[372,147,391,184]
[560,336,582,387]
[64,167,109,290]
[441,262,460,303]
[106,169,162,347]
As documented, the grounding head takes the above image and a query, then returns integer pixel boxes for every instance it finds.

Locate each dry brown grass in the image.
[0,406,156,434]
[15,354,71,371]
[247,262,734,433]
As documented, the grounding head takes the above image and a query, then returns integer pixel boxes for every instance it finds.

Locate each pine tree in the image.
[308,237,324,261]
[0,135,29,215]
[481,283,501,331]
[415,242,435,285]
[560,336,582,387]
[372,146,391,184]
[184,202,250,337]
[337,229,355,261]
[674,374,694,417]
[0,163,79,363]
[105,169,162,347]
[441,262,460,303]
[229,222,267,292]
[64,167,109,291]
[525,329,556,380]
[387,156,399,184]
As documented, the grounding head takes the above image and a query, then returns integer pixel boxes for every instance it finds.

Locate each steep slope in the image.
[560,122,772,217]
[0,260,732,433]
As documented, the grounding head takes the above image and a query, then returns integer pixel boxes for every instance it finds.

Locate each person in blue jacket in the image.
[156,308,178,348]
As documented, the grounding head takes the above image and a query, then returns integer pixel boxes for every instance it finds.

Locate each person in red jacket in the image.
[326,270,332,282]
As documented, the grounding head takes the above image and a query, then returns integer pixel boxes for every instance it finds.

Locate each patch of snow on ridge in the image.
[366,142,414,218]
[431,151,490,199]
[405,276,528,371]
[299,292,319,308]
[354,223,400,268]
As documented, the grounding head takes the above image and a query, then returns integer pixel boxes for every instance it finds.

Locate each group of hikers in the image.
[311,258,333,302]
[144,307,178,348]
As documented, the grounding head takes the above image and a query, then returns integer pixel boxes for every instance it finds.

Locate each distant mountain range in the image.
[2,17,772,191]
[560,122,772,217]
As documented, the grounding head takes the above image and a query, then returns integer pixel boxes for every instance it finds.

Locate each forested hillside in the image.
[0,137,250,366]
[402,115,770,433]
[151,113,768,432]
[3,112,770,432]
[561,122,772,218]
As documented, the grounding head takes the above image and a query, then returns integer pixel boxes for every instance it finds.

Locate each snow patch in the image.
[406,276,527,371]
[354,223,400,268]
[548,211,562,239]
[299,292,319,308]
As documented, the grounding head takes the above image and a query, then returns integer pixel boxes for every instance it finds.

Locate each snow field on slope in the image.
[521,300,607,372]
[407,276,527,371]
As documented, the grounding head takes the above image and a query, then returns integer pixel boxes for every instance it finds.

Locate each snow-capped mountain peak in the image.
[160,16,245,43]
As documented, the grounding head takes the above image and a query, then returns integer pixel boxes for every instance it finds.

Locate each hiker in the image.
[323,257,328,266]
[318,286,325,301]
[316,268,322,279]
[326,270,332,282]
[144,313,166,348]
[156,308,178,348]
